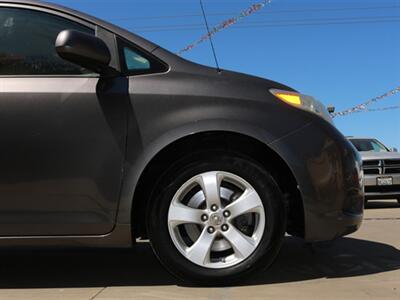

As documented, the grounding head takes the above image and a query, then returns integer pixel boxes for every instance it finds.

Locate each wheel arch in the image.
[126,129,305,240]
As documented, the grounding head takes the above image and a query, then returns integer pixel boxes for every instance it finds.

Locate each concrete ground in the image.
[0,200,398,300]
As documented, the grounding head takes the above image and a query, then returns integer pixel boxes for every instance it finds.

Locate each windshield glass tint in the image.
[350,139,389,152]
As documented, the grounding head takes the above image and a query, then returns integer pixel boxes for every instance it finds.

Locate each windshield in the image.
[349,139,389,152]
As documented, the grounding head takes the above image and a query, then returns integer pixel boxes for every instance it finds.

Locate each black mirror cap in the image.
[327,106,335,114]
[56,30,117,76]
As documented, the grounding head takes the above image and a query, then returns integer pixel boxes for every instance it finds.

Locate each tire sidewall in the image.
[147,154,286,285]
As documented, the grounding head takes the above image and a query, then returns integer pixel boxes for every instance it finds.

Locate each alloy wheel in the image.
[167,171,265,269]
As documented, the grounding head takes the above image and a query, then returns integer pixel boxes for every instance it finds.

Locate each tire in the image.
[147,152,287,286]
[397,198,400,205]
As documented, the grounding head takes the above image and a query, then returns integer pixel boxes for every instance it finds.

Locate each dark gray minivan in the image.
[0,0,364,285]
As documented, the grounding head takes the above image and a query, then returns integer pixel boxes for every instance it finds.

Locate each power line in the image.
[111,5,400,21]
[130,15,400,30]
[133,19,400,33]
[362,105,400,113]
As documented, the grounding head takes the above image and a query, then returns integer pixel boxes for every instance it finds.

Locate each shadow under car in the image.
[0,236,398,288]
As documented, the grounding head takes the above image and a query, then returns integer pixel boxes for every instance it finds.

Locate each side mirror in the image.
[327,106,335,114]
[390,147,398,152]
[55,30,117,76]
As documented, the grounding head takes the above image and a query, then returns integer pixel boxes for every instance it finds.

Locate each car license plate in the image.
[377,177,393,186]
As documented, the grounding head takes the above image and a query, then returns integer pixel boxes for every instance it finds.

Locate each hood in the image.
[359,151,400,160]
[152,46,296,91]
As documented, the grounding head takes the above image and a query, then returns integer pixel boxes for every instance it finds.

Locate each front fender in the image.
[116,72,312,225]
[116,119,282,224]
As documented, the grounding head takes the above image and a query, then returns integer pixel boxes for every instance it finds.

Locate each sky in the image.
[50,0,400,149]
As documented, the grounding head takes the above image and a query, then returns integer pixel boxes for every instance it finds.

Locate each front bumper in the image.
[269,117,364,242]
[364,174,400,200]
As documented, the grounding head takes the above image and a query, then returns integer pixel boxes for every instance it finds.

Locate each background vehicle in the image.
[348,137,400,206]
[0,0,364,285]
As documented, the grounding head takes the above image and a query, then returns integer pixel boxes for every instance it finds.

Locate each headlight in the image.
[270,89,333,124]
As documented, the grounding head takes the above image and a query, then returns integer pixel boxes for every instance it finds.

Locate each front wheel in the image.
[147,153,286,285]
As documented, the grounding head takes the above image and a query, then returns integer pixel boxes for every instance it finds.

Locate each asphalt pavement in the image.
[0,200,398,300]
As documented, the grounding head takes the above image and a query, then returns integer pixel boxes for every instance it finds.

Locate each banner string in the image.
[177,0,273,55]
[331,86,400,118]
[175,1,398,119]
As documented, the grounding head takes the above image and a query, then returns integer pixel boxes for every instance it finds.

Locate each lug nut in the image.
[201,214,209,222]
[211,204,218,211]
[221,224,229,231]
[207,226,215,234]
[223,210,231,218]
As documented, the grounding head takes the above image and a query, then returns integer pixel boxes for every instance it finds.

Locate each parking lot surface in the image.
[0,200,398,300]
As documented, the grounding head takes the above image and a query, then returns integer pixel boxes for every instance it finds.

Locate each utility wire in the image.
[361,105,400,113]
[134,19,400,33]
[130,15,400,30]
[111,5,400,21]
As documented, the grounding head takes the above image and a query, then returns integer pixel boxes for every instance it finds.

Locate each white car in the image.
[348,137,400,206]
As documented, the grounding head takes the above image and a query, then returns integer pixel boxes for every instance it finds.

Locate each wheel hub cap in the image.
[209,213,223,226]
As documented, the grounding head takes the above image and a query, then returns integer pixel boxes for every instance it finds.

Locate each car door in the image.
[0,6,128,236]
